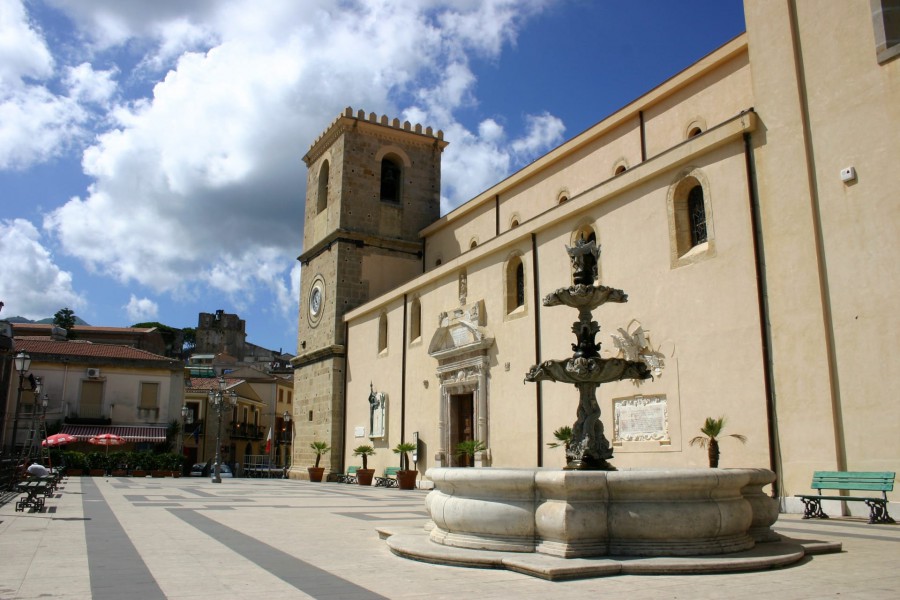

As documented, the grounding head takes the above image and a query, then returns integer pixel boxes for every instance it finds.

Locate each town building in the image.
[290,1,899,513]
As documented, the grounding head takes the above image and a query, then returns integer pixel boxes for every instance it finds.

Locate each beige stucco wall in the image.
[745,0,900,501]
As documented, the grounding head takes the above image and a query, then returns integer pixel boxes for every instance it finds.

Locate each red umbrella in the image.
[42,433,77,447]
[89,433,126,459]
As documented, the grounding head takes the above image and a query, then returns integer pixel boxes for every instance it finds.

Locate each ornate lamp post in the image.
[282,410,292,476]
[207,376,237,483]
[179,404,193,461]
[9,351,32,453]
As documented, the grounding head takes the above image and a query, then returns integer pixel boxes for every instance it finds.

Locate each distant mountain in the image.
[5,315,91,325]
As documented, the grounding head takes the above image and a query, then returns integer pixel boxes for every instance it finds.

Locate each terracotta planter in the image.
[172,471,182,478]
[89,469,105,476]
[308,467,325,482]
[111,469,127,477]
[68,469,84,476]
[151,470,168,478]
[356,469,375,486]
[132,470,147,478]
[396,470,418,490]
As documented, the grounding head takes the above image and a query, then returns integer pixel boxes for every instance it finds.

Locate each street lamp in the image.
[282,410,292,477]
[207,376,237,483]
[9,351,32,453]
[179,404,193,461]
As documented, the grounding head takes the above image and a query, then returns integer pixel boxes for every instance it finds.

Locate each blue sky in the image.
[0,0,744,353]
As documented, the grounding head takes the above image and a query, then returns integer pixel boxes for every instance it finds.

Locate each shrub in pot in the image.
[455,439,486,467]
[352,444,376,486]
[392,441,418,490]
[308,441,331,482]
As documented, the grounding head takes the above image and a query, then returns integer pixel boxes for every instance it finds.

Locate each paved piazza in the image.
[1,475,898,599]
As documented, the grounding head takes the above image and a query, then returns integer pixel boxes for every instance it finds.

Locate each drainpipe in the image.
[743,129,782,499]
[638,111,647,162]
[531,233,543,466]
[401,294,408,441]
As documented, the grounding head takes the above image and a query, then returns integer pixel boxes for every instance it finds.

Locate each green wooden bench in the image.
[796,471,895,524]
[374,467,401,487]
[336,466,360,484]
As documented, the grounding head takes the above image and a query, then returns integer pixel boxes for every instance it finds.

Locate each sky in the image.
[0,0,745,354]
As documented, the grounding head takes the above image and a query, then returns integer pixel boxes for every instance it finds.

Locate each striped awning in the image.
[60,425,168,443]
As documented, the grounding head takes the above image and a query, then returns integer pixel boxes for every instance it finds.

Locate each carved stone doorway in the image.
[450,393,474,467]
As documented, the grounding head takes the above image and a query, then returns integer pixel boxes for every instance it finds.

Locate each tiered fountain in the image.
[386,242,812,579]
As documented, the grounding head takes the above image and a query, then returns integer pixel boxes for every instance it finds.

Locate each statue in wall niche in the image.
[458,270,467,305]
[526,239,651,470]
[368,383,386,438]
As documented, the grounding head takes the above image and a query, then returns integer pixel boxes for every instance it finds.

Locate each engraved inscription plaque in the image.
[614,395,669,443]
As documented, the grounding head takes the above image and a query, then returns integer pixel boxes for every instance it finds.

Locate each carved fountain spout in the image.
[525,239,651,470]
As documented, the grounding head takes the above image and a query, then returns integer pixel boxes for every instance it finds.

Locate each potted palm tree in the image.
[393,441,418,490]
[455,439,486,467]
[308,440,331,482]
[546,425,573,466]
[352,444,376,485]
[689,416,747,468]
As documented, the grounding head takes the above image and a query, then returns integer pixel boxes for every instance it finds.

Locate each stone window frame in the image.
[666,167,716,269]
[557,188,570,204]
[316,159,330,214]
[409,296,422,345]
[504,251,527,319]
[685,117,707,140]
[375,145,412,205]
[613,160,628,176]
[377,312,388,355]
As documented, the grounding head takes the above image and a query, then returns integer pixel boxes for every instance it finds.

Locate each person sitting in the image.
[26,462,50,478]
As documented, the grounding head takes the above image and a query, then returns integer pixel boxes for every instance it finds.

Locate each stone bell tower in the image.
[290,107,447,478]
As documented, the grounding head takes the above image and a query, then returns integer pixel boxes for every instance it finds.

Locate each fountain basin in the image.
[425,467,778,558]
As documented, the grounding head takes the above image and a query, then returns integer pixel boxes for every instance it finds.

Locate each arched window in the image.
[469,239,478,249]
[558,195,569,204]
[688,126,703,138]
[615,164,627,176]
[380,157,401,203]
[667,170,714,267]
[409,297,421,342]
[506,255,526,314]
[378,313,388,353]
[316,160,329,214]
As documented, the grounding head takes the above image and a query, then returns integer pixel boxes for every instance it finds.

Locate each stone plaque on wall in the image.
[613,395,669,443]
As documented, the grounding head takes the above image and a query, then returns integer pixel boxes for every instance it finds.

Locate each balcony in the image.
[229,423,264,440]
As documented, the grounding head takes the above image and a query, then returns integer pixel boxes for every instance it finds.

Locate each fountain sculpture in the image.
[524,238,650,470]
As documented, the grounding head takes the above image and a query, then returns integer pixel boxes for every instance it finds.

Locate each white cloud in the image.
[124,295,159,322]
[64,63,118,106]
[35,0,564,323]
[511,112,566,159]
[0,0,54,88]
[0,219,85,319]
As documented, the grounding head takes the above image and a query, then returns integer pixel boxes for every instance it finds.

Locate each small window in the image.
[410,297,422,342]
[558,195,568,204]
[378,313,388,353]
[435,258,442,267]
[511,219,519,228]
[469,239,478,249]
[139,382,159,410]
[506,255,526,314]
[667,170,715,267]
[688,127,703,138]
[316,160,330,213]
[872,0,900,63]
[614,165,627,175]
[380,158,401,202]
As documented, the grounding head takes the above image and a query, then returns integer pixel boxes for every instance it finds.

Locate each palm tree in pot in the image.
[308,440,331,482]
[455,439,486,467]
[353,444,376,485]
[546,426,573,466]
[393,441,418,489]
[689,416,747,468]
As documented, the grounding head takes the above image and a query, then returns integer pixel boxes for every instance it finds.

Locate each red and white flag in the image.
[264,426,273,454]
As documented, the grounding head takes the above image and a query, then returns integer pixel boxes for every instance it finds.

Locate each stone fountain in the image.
[384,242,824,579]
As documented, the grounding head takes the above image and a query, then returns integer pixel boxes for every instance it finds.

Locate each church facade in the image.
[291,1,899,511]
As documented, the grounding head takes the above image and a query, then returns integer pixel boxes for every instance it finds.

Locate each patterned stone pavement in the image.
[1,475,898,599]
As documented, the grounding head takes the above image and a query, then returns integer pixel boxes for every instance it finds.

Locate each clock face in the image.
[310,287,322,315]
[307,278,325,326]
